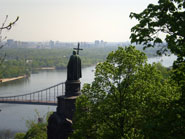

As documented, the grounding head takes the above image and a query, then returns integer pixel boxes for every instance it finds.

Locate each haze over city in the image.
[1,0,157,42]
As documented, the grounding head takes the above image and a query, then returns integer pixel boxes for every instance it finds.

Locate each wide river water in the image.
[0,55,177,132]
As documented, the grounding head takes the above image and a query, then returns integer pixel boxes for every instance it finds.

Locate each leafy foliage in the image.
[15,110,52,139]
[23,123,47,139]
[72,46,179,138]
[172,56,185,93]
[155,62,171,79]
[130,0,185,57]
[14,133,26,139]
[130,1,185,138]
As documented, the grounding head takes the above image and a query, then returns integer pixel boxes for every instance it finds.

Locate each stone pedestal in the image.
[65,80,81,97]
[57,96,78,120]
[47,112,72,139]
[47,80,81,139]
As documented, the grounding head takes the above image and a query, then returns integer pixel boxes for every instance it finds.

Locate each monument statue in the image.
[67,50,82,81]
[48,43,83,139]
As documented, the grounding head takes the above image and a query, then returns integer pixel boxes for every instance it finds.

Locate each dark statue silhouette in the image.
[48,43,83,139]
[67,50,82,81]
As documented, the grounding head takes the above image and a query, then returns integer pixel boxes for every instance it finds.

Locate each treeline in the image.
[0,46,163,78]
[0,60,29,78]
[0,47,115,78]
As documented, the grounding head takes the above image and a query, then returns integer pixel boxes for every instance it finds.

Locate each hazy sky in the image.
[1,0,157,42]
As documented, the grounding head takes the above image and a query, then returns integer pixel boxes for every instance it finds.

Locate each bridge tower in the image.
[47,44,82,139]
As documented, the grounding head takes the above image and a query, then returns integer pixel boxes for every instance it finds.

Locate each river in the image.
[0,55,177,132]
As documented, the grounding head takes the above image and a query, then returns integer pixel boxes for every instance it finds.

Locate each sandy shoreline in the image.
[36,67,56,70]
[0,75,26,83]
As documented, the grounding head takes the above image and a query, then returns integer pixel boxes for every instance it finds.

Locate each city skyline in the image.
[1,0,157,42]
[5,38,131,49]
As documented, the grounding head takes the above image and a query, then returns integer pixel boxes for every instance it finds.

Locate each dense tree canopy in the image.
[130,0,185,89]
[130,0,185,137]
[130,0,185,57]
[72,46,179,138]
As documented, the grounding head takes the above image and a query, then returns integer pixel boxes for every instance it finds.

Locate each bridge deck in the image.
[0,82,65,106]
[0,99,57,106]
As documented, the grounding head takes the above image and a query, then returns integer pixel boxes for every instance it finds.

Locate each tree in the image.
[130,0,185,57]
[0,15,19,65]
[129,0,185,90]
[15,111,52,139]
[130,0,185,137]
[71,46,179,138]
[0,15,19,79]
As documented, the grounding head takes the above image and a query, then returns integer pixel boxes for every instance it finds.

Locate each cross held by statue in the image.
[73,42,83,55]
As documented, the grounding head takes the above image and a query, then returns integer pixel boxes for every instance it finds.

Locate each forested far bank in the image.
[0,46,165,79]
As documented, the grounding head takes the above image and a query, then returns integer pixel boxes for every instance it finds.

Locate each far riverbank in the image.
[0,65,95,83]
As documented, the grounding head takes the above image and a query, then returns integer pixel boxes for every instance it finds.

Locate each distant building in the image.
[7,39,14,47]
[26,59,33,64]
[94,40,105,47]
[49,40,55,47]
[95,40,99,46]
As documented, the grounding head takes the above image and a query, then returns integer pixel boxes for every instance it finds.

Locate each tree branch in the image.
[0,16,19,30]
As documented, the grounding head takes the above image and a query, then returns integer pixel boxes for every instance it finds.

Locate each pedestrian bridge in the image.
[0,82,65,106]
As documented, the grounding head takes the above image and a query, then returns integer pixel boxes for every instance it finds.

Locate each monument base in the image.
[47,81,80,139]
[47,112,72,139]
[65,80,81,97]
[57,96,78,120]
